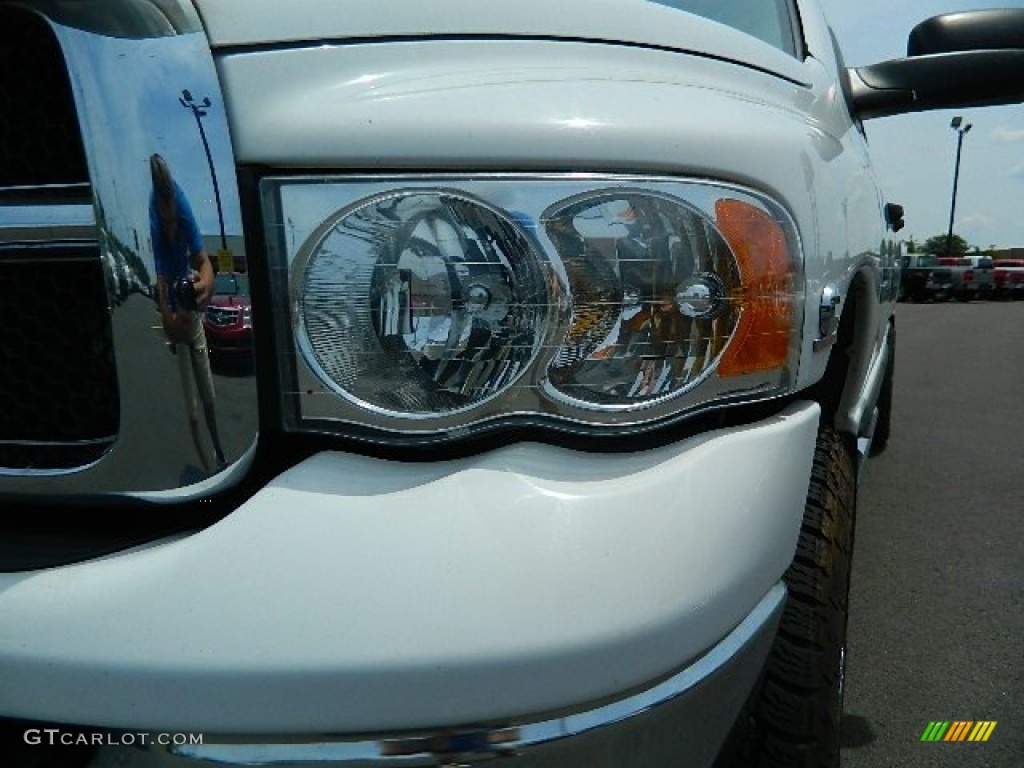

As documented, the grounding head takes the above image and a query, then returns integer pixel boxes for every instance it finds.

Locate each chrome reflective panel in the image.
[0,1,257,497]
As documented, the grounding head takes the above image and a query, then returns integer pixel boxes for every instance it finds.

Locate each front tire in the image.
[717,425,857,768]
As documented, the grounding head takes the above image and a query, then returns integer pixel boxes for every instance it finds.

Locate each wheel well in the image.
[811,271,875,436]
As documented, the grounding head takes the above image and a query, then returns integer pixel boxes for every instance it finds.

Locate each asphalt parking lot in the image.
[839,300,1024,767]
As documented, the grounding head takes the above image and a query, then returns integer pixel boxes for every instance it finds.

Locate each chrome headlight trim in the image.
[262,174,804,442]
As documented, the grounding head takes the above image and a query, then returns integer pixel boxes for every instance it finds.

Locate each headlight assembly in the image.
[262,176,803,443]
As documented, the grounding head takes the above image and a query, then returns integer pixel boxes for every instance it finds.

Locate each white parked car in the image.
[2,2,1023,767]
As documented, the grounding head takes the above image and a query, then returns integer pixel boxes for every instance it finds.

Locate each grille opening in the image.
[0,6,89,190]
[0,243,120,470]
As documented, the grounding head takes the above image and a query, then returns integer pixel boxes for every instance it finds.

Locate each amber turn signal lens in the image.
[715,199,794,377]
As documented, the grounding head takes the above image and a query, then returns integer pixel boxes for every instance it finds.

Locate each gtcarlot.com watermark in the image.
[24,728,203,747]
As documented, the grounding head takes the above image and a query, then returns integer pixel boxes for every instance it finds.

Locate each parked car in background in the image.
[993,258,1024,300]
[203,271,254,363]
[899,253,953,302]
[3,3,1024,768]
[938,255,995,301]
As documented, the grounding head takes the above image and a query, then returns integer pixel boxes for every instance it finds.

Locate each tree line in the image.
[905,234,1003,256]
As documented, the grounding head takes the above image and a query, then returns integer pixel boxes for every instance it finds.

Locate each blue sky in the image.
[820,0,1024,250]
[67,29,243,256]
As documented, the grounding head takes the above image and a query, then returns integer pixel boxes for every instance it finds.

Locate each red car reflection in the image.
[203,272,253,362]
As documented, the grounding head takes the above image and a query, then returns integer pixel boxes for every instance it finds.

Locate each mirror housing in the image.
[848,9,1024,120]
[908,9,1024,55]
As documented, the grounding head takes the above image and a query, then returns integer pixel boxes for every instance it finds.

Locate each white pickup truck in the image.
[939,254,996,301]
[2,2,1023,768]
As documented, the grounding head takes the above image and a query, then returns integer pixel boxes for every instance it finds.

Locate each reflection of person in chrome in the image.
[149,153,227,473]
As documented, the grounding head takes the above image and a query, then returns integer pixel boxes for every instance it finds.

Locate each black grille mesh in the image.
[0,248,120,469]
[0,6,89,189]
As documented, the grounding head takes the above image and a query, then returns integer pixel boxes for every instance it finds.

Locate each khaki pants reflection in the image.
[175,312,216,429]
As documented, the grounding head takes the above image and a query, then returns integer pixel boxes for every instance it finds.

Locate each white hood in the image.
[193,0,805,84]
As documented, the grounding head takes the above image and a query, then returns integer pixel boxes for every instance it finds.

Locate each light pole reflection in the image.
[179,88,228,254]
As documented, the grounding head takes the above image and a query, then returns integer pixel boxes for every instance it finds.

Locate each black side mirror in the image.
[849,9,1024,120]
[908,9,1024,55]
[884,203,905,233]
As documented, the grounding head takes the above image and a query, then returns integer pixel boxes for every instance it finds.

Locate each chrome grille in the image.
[0,0,257,498]
[206,305,240,328]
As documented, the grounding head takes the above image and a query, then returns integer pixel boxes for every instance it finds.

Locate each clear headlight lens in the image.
[264,176,802,441]
[296,192,550,416]
[543,192,741,408]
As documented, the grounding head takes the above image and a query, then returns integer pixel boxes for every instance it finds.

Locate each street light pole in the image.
[179,89,228,253]
[946,115,972,257]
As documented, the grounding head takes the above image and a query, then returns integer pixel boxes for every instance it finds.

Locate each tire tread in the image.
[715,425,857,768]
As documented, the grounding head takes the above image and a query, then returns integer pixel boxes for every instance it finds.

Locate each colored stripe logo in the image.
[920,721,996,742]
